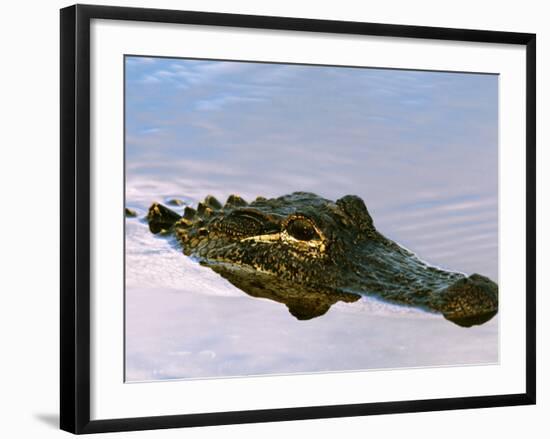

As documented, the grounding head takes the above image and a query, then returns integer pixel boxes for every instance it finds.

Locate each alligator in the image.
[145,192,498,327]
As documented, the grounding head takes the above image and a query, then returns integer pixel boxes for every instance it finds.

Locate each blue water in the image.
[124,57,498,381]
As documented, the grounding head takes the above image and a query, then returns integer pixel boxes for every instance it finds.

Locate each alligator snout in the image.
[436,274,498,327]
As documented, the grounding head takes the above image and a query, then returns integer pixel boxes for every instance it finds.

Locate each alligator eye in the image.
[286,218,320,241]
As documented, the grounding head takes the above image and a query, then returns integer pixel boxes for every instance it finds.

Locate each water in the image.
[125,57,498,381]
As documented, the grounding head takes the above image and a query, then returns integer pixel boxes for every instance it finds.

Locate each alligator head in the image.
[146,192,498,327]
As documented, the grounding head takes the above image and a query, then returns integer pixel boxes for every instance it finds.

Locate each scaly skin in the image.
[146,192,498,326]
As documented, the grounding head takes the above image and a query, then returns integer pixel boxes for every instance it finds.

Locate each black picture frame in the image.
[60,4,536,434]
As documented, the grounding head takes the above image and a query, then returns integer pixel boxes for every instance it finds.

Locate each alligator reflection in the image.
[204,262,360,320]
[205,261,497,327]
[443,309,498,327]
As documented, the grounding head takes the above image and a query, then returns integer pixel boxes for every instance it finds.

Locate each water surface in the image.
[125,57,498,381]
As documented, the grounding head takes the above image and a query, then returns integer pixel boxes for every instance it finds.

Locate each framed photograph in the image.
[60,4,536,434]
